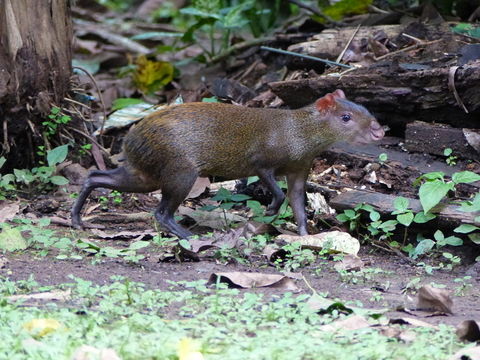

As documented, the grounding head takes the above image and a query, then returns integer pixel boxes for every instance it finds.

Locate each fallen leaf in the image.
[0,225,28,251]
[320,314,370,332]
[277,231,360,255]
[9,290,71,302]
[208,272,298,291]
[0,201,20,222]
[72,345,121,360]
[187,177,210,199]
[456,320,480,342]
[449,346,480,360]
[334,254,365,272]
[23,318,62,337]
[417,285,453,314]
[179,206,247,230]
[306,192,332,215]
[262,244,286,263]
[177,338,204,360]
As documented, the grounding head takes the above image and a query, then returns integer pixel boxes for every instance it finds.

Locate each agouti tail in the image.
[72,90,384,238]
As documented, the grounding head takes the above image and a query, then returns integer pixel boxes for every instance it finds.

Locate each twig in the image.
[210,36,276,64]
[2,117,9,153]
[374,39,441,61]
[448,66,469,113]
[336,24,361,64]
[301,273,319,296]
[260,46,353,69]
[68,126,111,157]
[72,66,108,140]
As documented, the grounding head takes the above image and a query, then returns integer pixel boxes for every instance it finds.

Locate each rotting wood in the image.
[269,62,480,131]
[405,121,480,160]
[329,189,479,230]
[288,25,402,59]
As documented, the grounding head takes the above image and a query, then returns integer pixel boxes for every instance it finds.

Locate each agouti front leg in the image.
[71,166,159,229]
[286,170,309,236]
[257,168,286,216]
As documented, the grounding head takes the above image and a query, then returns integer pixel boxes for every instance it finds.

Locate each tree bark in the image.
[0,0,72,169]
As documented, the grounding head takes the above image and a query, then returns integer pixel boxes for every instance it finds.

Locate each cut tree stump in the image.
[330,189,479,230]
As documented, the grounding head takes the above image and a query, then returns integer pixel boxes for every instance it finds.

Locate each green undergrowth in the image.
[0,277,463,360]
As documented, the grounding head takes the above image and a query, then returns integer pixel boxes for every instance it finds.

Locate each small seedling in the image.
[443,148,457,166]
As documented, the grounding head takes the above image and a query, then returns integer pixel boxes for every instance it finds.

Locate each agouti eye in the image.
[341,114,351,122]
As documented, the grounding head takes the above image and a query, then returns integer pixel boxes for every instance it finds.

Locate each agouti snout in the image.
[72,89,384,238]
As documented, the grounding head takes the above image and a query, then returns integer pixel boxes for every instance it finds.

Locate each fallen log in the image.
[269,62,480,132]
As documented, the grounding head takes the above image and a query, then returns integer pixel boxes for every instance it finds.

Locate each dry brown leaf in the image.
[320,315,370,332]
[0,201,20,222]
[178,206,247,230]
[334,254,365,272]
[456,320,480,342]
[449,346,480,360]
[72,345,121,360]
[417,285,453,314]
[8,290,71,302]
[278,231,360,255]
[208,272,298,291]
[187,177,210,199]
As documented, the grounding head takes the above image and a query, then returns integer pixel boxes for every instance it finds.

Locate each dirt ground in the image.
[2,235,479,328]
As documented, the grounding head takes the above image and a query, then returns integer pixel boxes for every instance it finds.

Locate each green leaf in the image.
[111,98,145,111]
[202,97,219,103]
[434,230,444,242]
[344,209,357,219]
[230,194,251,202]
[178,239,191,250]
[247,176,259,186]
[369,211,380,222]
[47,144,69,166]
[129,241,150,250]
[0,225,28,251]
[0,157,5,169]
[443,148,452,156]
[336,214,349,223]
[444,236,463,246]
[411,239,435,259]
[397,212,414,227]
[414,171,445,186]
[418,181,452,213]
[211,188,231,202]
[393,197,409,212]
[469,233,480,245]
[454,224,480,234]
[379,220,397,231]
[50,176,69,186]
[413,211,436,223]
[452,171,480,185]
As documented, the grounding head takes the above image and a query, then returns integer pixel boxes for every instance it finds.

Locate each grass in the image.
[0,276,464,360]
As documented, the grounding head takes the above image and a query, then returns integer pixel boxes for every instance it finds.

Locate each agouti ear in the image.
[315,93,337,112]
[332,89,346,99]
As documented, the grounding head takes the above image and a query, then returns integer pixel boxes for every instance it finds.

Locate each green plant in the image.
[76,239,150,263]
[453,193,480,253]
[378,153,388,164]
[79,143,92,156]
[180,0,292,60]
[443,148,457,166]
[43,107,71,138]
[415,170,480,214]
[453,276,472,296]
[337,267,388,285]
[275,241,316,272]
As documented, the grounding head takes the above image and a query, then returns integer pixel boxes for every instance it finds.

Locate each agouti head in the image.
[314,89,384,145]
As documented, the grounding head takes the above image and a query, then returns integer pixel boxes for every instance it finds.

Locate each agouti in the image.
[72,90,384,238]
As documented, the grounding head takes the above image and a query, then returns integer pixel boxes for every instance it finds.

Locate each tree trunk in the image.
[0,0,72,169]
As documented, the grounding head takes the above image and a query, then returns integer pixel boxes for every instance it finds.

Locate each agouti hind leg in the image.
[71,166,159,229]
[154,171,197,239]
[257,169,286,216]
[286,170,309,236]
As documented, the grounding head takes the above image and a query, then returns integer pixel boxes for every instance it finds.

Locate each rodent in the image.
[72,89,384,238]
